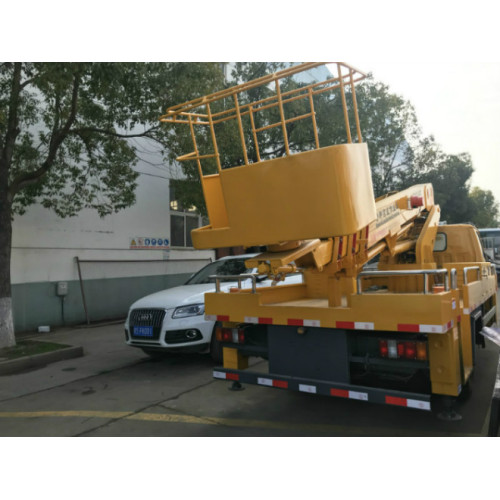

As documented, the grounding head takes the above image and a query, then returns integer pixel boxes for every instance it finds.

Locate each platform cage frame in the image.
[160,62,367,178]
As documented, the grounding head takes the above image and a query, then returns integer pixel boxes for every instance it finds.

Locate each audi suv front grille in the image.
[129,308,166,340]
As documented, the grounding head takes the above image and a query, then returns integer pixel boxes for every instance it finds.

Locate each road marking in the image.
[0,411,131,419]
[0,410,480,436]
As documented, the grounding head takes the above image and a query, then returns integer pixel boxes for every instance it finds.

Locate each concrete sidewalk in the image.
[0,322,146,401]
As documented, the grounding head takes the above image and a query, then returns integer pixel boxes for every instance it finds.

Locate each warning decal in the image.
[130,237,170,250]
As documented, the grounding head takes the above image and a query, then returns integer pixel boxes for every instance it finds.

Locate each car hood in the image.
[128,274,303,312]
[129,283,219,310]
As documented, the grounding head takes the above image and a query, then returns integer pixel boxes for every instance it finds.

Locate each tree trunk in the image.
[0,157,15,349]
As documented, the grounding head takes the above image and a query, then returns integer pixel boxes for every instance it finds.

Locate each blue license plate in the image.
[134,326,153,337]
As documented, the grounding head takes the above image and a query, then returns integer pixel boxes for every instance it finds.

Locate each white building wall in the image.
[10,150,215,332]
[11,156,214,285]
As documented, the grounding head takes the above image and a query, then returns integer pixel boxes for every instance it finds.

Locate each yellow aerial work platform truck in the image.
[161,62,498,414]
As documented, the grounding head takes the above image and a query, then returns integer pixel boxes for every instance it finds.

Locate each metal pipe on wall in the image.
[74,257,212,326]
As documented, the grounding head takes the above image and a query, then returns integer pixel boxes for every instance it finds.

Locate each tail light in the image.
[397,342,405,357]
[216,327,245,344]
[416,341,427,360]
[404,341,417,359]
[378,338,427,361]
[379,340,388,357]
[387,340,398,359]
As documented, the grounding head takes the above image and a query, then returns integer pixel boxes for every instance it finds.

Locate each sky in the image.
[355,62,500,207]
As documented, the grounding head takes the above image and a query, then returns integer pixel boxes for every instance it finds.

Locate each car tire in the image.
[209,331,223,364]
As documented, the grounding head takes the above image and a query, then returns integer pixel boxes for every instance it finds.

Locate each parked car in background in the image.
[124,254,302,362]
[478,228,500,278]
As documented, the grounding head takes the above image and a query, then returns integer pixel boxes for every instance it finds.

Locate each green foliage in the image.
[1,62,225,217]
[415,153,474,223]
[355,77,420,196]
[468,187,500,227]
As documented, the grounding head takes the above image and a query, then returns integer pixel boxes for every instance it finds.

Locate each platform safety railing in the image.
[210,274,258,293]
[463,266,481,285]
[160,62,367,177]
[356,268,455,295]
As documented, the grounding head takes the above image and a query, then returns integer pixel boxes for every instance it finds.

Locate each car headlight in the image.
[172,303,205,319]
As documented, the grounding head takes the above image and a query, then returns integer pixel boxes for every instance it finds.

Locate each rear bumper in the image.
[213,367,432,411]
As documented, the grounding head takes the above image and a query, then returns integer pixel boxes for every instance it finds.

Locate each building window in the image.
[170,186,204,248]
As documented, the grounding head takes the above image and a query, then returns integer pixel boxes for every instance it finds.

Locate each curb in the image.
[0,345,84,376]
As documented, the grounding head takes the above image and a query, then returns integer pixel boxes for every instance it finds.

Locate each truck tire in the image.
[210,331,223,364]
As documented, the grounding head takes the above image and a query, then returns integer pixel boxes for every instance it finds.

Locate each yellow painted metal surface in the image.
[462,273,497,316]
[205,286,458,333]
[222,347,249,370]
[202,174,228,229]
[434,224,485,267]
[428,328,462,396]
[191,143,376,249]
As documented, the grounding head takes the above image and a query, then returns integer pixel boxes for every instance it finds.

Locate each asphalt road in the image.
[0,319,498,437]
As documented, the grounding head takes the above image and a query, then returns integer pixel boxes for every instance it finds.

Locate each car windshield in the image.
[185,258,251,285]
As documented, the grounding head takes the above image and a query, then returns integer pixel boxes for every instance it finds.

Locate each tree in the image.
[414,153,474,223]
[355,77,421,196]
[0,62,225,348]
[468,186,500,227]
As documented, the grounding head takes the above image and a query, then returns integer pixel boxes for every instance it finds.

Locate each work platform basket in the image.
[160,62,377,249]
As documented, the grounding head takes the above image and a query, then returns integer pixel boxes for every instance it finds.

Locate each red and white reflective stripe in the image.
[398,321,453,334]
[299,384,317,394]
[355,322,374,330]
[330,388,368,401]
[336,321,374,330]
[463,304,478,315]
[244,316,273,324]
[213,371,239,381]
[464,302,482,315]
[419,321,453,333]
[287,319,321,327]
[385,395,431,411]
[257,377,288,389]
[205,315,217,321]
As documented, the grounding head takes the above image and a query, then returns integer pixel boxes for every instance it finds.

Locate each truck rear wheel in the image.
[210,330,223,364]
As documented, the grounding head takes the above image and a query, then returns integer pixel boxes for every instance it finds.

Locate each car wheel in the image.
[140,348,168,359]
[209,331,223,364]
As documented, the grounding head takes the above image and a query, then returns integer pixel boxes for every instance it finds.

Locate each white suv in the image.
[124,254,301,362]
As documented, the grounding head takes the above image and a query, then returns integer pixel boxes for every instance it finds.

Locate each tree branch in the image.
[69,124,160,140]
[9,72,81,196]
[1,63,22,167]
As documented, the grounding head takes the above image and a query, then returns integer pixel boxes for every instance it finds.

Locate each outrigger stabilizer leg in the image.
[437,396,462,421]
[229,381,245,391]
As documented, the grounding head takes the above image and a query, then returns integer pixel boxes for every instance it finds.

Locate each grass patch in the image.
[0,340,71,361]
